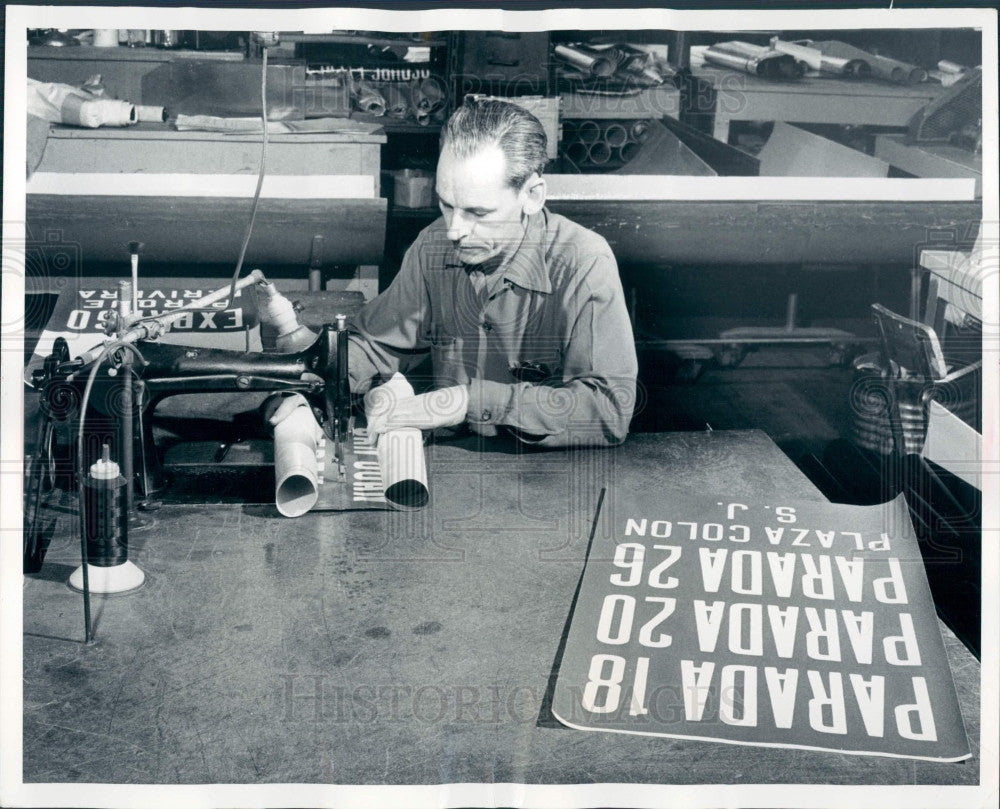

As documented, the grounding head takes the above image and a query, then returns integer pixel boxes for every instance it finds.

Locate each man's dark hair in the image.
[440,97,548,189]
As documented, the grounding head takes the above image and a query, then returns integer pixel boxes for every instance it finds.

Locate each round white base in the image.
[69,560,146,594]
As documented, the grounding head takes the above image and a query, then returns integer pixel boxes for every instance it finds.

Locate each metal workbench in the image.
[22,430,980,786]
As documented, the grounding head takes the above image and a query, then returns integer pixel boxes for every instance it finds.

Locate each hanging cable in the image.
[228,45,271,308]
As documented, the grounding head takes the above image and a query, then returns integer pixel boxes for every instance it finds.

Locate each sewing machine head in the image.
[30,273,354,500]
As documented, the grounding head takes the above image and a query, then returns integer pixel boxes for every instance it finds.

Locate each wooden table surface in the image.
[691,66,947,142]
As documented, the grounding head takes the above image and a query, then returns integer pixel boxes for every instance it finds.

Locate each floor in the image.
[633,340,886,502]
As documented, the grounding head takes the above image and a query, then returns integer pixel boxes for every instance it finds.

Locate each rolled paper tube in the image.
[382,83,410,118]
[812,40,927,85]
[704,46,802,79]
[618,141,641,162]
[604,123,629,148]
[630,120,650,143]
[577,119,601,143]
[135,104,166,122]
[702,47,759,74]
[853,51,926,84]
[413,76,446,112]
[372,373,430,510]
[93,29,118,47]
[831,57,871,78]
[355,82,387,116]
[759,53,804,79]
[938,59,968,75]
[267,393,323,518]
[713,40,771,58]
[378,428,429,509]
[864,53,928,84]
[588,140,612,165]
[565,141,590,165]
[618,48,652,73]
[78,99,136,127]
[553,43,616,78]
[755,53,803,80]
[769,38,824,71]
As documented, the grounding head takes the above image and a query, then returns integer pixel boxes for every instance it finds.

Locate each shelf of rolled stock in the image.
[700,37,942,84]
[561,118,654,171]
[349,73,448,127]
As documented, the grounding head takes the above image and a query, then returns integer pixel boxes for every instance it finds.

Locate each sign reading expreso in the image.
[552,493,971,762]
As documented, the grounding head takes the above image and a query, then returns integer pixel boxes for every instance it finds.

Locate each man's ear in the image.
[520,173,547,216]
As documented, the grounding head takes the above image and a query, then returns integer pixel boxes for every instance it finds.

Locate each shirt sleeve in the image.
[465,251,638,447]
[347,238,432,395]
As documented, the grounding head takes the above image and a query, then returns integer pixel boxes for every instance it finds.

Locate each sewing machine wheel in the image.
[52,336,71,363]
[23,414,57,573]
[24,336,74,572]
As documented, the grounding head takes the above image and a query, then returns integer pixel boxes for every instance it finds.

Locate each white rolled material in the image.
[355,81,387,116]
[383,84,411,119]
[78,99,137,127]
[135,104,166,122]
[937,59,968,75]
[93,29,119,47]
[27,78,137,128]
[267,393,324,517]
[554,43,616,78]
[372,374,430,510]
[770,38,823,70]
[413,77,446,112]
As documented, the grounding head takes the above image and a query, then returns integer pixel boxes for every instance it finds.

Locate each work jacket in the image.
[348,207,638,447]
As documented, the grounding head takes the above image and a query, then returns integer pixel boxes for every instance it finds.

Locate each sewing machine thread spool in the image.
[69,444,145,594]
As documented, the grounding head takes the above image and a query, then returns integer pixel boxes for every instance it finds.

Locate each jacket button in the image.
[481,409,493,421]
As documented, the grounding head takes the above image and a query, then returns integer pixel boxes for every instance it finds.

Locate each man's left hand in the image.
[365,384,469,437]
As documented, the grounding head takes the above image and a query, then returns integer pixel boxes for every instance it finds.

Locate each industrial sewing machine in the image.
[24,270,355,574]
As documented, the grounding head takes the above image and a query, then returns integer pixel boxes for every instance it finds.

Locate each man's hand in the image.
[365,383,469,438]
[266,392,309,427]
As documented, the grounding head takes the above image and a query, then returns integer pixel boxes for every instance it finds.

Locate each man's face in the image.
[435,143,531,266]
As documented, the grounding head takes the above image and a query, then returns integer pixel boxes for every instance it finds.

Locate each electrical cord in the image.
[68,48,270,644]
[228,45,270,308]
[99,51,270,344]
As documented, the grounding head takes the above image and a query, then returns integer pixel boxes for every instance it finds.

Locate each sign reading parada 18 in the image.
[552,493,971,762]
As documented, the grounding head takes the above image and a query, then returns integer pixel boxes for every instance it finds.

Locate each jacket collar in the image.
[444,209,553,294]
[500,209,552,294]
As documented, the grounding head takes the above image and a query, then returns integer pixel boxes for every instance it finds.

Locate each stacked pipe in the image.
[561,118,652,169]
[349,75,448,125]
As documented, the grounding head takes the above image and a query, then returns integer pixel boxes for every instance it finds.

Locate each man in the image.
[350,97,638,447]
